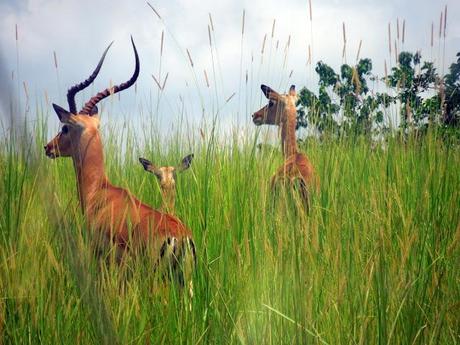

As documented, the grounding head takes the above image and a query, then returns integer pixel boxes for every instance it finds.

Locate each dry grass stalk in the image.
[23,81,29,100]
[241,10,245,35]
[160,31,164,56]
[308,0,312,22]
[431,22,434,48]
[186,49,194,67]
[162,73,169,90]
[388,22,392,56]
[384,60,388,84]
[438,12,442,39]
[53,51,58,69]
[356,39,362,62]
[225,92,235,103]
[208,13,214,31]
[402,20,405,44]
[285,35,291,52]
[261,34,267,54]
[443,5,447,38]
[271,19,276,38]
[352,67,361,95]
[146,2,161,19]
[151,75,162,89]
[204,70,210,88]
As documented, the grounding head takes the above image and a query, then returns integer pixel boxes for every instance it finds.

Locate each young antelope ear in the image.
[289,85,296,96]
[52,103,72,123]
[139,157,154,172]
[178,153,194,172]
[139,158,162,178]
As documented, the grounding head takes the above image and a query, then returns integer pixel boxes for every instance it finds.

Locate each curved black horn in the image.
[80,36,139,115]
[66,41,113,114]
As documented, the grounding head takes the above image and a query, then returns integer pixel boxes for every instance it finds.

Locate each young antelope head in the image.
[139,154,194,213]
[252,84,298,126]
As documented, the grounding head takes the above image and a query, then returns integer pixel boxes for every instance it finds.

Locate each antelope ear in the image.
[178,153,194,172]
[261,84,281,101]
[139,157,161,177]
[52,103,72,123]
[289,85,296,96]
[139,157,153,171]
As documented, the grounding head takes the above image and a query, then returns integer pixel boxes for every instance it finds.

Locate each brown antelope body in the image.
[44,38,195,283]
[139,154,194,214]
[252,84,319,208]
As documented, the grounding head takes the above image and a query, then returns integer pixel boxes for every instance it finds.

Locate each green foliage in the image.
[297,51,460,139]
[444,52,460,127]
[387,52,439,127]
[297,59,393,137]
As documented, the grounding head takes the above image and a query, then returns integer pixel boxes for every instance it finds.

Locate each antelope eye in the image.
[62,125,69,134]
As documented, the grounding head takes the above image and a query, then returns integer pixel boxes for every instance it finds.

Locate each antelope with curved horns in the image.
[44,37,196,285]
[139,154,194,214]
[252,84,319,209]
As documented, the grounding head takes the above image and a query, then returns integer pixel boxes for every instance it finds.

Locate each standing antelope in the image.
[44,38,195,285]
[252,84,319,209]
[138,154,194,214]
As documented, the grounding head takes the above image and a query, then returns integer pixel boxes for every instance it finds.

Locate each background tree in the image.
[386,51,439,128]
[297,59,392,137]
[442,52,460,127]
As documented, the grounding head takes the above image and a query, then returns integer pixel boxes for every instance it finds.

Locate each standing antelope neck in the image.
[251,84,319,210]
[280,103,299,158]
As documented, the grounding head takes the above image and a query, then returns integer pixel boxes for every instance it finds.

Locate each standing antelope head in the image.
[44,38,139,160]
[139,154,194,213]
[252,84,298,126]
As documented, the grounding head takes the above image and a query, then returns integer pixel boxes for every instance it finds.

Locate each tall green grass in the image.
[0,116,458,344]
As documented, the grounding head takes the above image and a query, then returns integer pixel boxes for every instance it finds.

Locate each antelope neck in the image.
[280,106,298,158]
[71,129,108,214]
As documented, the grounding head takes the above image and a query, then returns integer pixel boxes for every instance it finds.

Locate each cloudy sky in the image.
[0,0,459,136]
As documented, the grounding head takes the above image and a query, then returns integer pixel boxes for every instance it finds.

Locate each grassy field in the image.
[0,116,459,344]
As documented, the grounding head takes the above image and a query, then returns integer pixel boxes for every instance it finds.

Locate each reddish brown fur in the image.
[45,116,192,257]
[44,41,195,291]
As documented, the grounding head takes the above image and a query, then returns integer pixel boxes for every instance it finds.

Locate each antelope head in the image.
[252,84,298,126]
[139,154,194,212]
[44,38,139,159]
